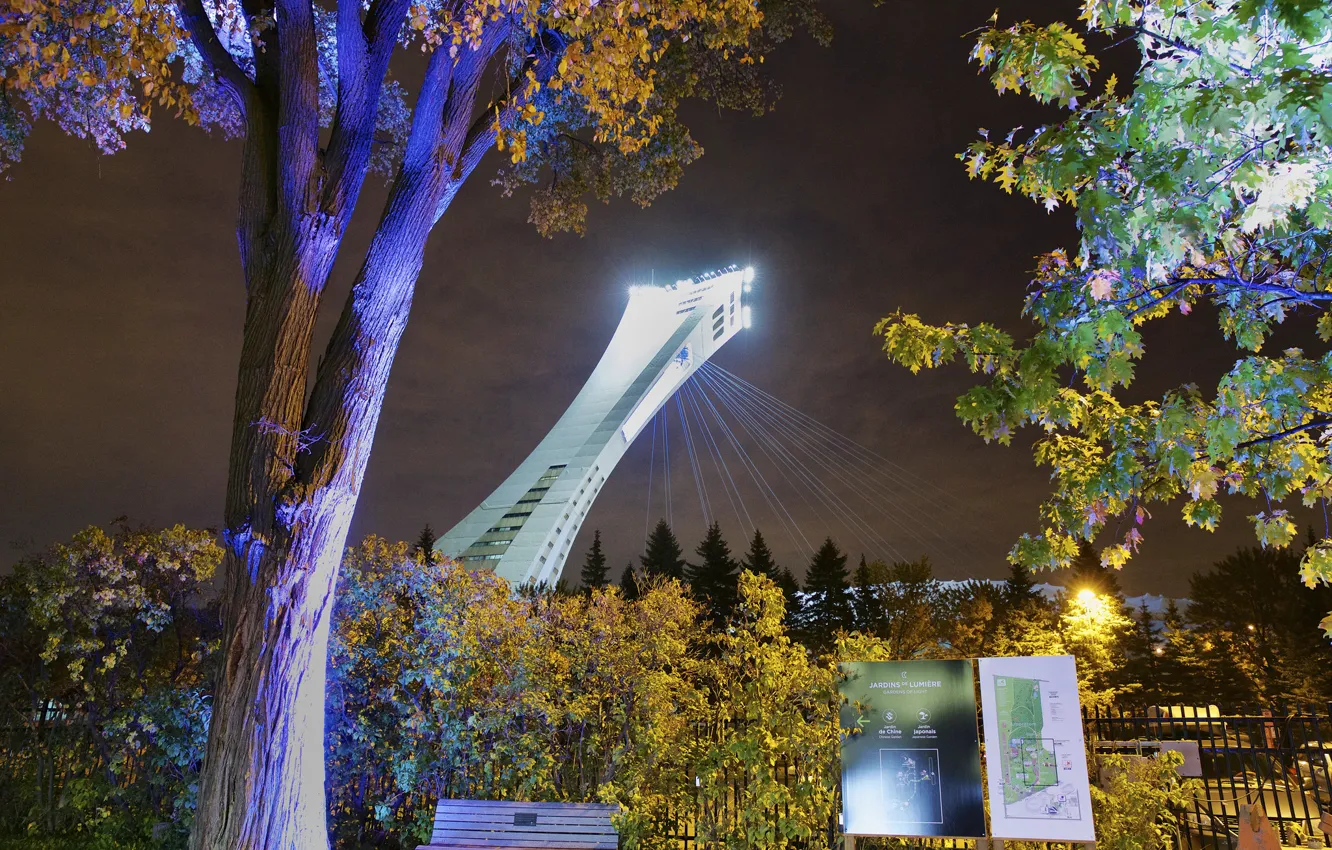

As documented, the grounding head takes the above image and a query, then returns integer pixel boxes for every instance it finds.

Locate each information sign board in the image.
[838,660,985,838]
[978,655,1096,842]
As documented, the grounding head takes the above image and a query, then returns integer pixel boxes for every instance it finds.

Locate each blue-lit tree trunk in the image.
[177,2,559,846]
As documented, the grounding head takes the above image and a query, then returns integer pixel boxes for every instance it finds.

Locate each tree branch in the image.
[175,0,254,113]
[321,0,414,220]
[293,27,517,495]
[273,0,322,217]
[1234,419,1332,452]
[240,0,280,92]
[364,0,413,58]
[441,30,566,222]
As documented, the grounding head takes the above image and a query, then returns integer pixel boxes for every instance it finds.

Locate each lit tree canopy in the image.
[1,0,826,231]
[877,0,1332,635]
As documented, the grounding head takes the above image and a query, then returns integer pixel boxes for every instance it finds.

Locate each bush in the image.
[326,538,705,848]
[0,524,220,847]
[1088,752,1199,850]
[325,540,842,850]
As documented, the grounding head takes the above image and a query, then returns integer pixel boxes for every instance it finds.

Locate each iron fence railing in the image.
[1085,704,1332,850]
[7,704,1332,849]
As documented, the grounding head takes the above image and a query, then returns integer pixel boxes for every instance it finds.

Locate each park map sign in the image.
[838,660,986,839]
[978,655,1096,842]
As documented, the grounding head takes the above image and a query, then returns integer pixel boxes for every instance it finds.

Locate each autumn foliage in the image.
[877,0,1332,634]
[325,539,841,849]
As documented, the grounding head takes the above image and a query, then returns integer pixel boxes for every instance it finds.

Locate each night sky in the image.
[0,0,1275,596]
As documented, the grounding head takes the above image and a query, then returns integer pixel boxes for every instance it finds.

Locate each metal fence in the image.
[666,706,1332,850]
[1085,704,1332,850]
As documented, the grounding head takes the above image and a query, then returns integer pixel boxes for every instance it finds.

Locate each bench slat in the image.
[435,816,615,827]
[439,820,620,826]
[421,798,620,850]
[433,822,615,834]
[439,804,620,810]
[428,833,616,848]
[431,829,615,840]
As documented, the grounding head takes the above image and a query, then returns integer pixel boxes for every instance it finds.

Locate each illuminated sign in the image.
[838,660,986,839]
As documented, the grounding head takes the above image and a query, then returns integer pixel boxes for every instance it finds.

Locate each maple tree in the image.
[0,0,827,841]
[878,0,1332,636]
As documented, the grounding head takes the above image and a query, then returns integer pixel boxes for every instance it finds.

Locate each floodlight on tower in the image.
[434,263,753,586]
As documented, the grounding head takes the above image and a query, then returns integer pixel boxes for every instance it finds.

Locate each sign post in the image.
[838,659,986,839]
[977,655,1096,843]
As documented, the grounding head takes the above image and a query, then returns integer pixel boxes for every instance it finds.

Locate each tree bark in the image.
[180,5,560,844]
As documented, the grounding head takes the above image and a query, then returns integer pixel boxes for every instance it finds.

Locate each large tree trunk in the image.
[190,529,348,849]
[180,6,551,841]
[188,230,358,849]
[190,91,460,850]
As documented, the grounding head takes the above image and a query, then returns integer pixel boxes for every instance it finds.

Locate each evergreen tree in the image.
[1066,540,1125,601]
[740,529,778,579]
[1187,544,1332,704]
[686,522,739,624]
[1121,602,1164,702]
[774,566,802,627]
[991,603,1066,659]
[935,580,1002,658]
[1003,563,1040,609]
[1155,598,1239,705]
[879,557,940,658]
[802,537,853,651]
[579,530,610,592]
[1167,603,1258,707]
[740,528,799,624]
[415,525,439,566]
[1060,580,1134,711]
[620,562,642,601]
[851,555,886,635]
[640,519,686,581]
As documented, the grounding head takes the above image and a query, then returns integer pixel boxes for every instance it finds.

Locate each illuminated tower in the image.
[435,264,754,586]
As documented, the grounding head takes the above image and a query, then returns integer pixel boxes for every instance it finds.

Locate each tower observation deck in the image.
[434,264,754,586]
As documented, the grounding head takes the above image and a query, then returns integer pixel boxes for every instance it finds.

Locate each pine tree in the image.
[640,519,686,581]
[775,566,801,626]
[1187,543,1332,704]
[740,528,778,579]
[686,522,740,624]
[415,525,439,566]
[740,528,798,623]
[1156,599,1196,703]
[802,537,853,651]
[1066,540,1125,600]
[880,557,940,657]
[1003,563,1039,609]
[1121,602,1164,702]
[579,530,610,591]
[852,555,886,634]
[620,562,642,600]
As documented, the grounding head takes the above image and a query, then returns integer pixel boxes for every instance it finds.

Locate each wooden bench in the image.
[417,800,620,850]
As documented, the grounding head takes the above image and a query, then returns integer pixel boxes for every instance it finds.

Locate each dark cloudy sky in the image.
[0,1,1277,596]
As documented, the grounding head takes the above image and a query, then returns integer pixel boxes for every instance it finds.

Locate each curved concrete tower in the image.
[435,264,753,586]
